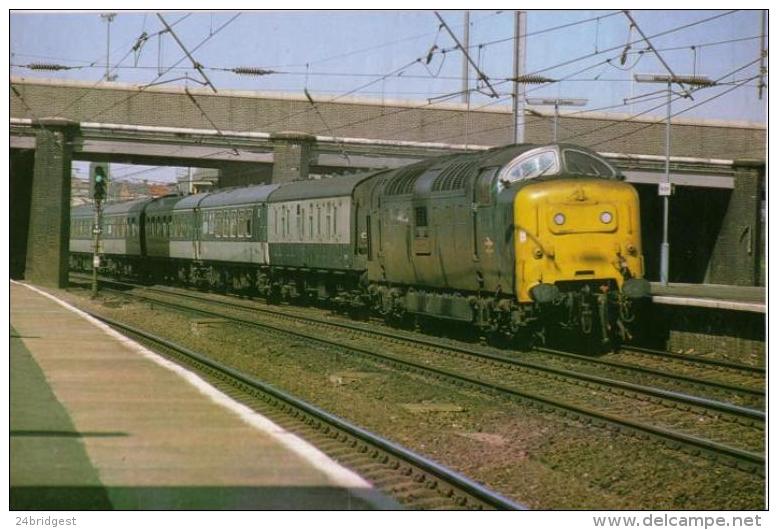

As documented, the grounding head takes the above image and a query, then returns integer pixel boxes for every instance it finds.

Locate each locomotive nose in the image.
[514,179,645,303]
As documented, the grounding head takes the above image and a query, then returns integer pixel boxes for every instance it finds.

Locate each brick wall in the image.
[706,161,764,285]
[10,77,765,160]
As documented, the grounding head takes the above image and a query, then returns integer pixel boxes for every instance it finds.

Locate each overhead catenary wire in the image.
[82,12,241,123]
[585,74,761,150]
[428,56,763,146]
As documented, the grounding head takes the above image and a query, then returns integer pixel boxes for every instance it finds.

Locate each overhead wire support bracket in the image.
[157,13,218,93]
[434,11,499,98]
[623,10,694,100]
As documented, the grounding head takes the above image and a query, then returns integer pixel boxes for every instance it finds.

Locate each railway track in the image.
[91,312,525,510]
[610,346,764,388]
[75,274,764,410]
[77,276,765,474]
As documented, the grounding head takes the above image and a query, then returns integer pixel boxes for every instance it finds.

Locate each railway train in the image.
[70,143,650,346]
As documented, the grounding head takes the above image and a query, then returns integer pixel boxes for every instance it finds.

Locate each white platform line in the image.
[651,295,765,314]
[12,280,372,490]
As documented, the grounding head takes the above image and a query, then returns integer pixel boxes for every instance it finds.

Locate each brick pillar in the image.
[10,149,35,279]
[25,118,79,288]
[270,131,315,183]
[706,160,764,286]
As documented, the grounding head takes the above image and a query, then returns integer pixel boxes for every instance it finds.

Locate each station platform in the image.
[10,281,398,510]
[650,282,765,313]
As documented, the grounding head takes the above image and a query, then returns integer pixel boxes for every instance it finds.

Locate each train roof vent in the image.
[431,160,479,192]
[384,163,433,196]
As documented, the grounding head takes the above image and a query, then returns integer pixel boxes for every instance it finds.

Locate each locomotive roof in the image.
[267,171,381,202]
[198,183,281,209]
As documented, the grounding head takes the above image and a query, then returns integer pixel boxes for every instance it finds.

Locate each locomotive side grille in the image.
[431,160,479,192]
[385,161,437,196]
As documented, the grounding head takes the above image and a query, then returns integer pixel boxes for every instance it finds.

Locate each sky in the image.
[9,9,768,182]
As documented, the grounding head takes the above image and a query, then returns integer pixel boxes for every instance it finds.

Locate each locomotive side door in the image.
[472,167,500,292]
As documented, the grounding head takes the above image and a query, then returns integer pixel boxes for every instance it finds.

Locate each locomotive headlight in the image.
[553,213,566,225]
[600,211,613,224]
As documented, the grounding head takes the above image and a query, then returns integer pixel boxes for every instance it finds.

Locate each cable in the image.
[558,57,764,145]
[83,12,241,123]
[585,74,761,150]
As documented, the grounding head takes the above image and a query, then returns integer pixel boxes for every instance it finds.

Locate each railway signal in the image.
[89,162,111,202]
[88,162,110,298]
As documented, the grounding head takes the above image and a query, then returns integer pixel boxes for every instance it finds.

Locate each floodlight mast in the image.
[633,73,713,285]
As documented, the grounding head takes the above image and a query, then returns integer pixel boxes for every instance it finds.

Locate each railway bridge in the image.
[10,76,765,289]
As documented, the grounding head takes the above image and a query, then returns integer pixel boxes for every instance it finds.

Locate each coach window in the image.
[316,205,322,238]
[325,203,332,239]
[245,209,252,237]
[296,204,302,239]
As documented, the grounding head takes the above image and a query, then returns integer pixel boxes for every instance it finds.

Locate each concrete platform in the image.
[650,282,765,313]
[10,281,399,510]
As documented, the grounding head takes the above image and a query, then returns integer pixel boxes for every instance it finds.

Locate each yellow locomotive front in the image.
[503,146,649,344]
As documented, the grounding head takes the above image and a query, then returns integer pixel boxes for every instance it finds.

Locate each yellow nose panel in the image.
[547,203,618,234]
[514,179,644,302]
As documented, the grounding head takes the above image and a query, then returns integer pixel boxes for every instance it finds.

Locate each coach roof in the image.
[266,171,383,202]
[199,183,281,208]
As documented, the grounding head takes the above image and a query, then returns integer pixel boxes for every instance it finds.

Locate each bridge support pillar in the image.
[10,149,35,279]
[270,131,316,183]
[706,160,764,286]
[25,118,79,288]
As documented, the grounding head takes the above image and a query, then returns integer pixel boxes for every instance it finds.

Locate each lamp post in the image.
[633,73,713,285]
[100,13,117,82]
[525,97,588,142]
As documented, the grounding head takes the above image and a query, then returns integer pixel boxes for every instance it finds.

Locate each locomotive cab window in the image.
[563,149,618,179]
[499,149,559,190]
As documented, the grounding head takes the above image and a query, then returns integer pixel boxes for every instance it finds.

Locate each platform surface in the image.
[10,281,398,510]
[649,282,765,313]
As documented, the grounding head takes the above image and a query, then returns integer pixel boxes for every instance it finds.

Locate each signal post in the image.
[90,163,109,297]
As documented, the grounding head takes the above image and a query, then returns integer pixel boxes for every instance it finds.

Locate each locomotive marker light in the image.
[634,73,713,285]
[525,98,588,142]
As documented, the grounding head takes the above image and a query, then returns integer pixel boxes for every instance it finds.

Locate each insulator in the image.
[28,63,72,71]
[513,75,555,84]
[231,67,275,76]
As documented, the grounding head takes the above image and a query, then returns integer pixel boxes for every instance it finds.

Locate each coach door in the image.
[193,208,202,260]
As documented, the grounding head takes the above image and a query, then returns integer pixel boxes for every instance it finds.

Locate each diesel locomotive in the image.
[70,143,650,346]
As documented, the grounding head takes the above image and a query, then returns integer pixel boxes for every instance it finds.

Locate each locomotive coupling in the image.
[622,278,650,299]
[529,283,560,304]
